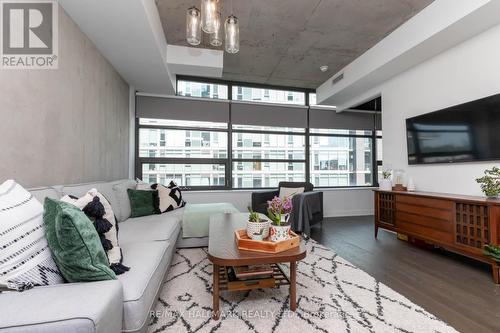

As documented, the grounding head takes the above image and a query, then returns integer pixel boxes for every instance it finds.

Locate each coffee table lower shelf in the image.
[212,261,297,320]
[217,263,290,291]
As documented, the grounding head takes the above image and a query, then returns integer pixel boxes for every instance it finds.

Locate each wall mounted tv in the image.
[406,93,500,165]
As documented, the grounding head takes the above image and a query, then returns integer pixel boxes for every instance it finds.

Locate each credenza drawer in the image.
[396,221,454,245]
[396,195,454,210]
[396,211,452,232]
[396,202,453,221]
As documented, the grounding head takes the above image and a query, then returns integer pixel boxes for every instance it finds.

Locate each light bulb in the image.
[210,11,222,47]
[186,6,201,46]
[225,15,239,54]
[201,0,218,34]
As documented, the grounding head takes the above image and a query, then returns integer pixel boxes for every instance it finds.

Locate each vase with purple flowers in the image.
[267,196,293,242]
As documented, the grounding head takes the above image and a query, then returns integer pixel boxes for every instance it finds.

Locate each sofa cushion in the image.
[111,179,137,222]
[29,186,60,203]
[127,189,160,218]
[0,280,123,333]
[118,240,176,332]
[61,189,129,275]
[119,209,183,244]
[0,180,64,290]
[43,198,116,282]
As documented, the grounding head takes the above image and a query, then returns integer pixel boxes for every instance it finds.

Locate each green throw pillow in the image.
[43,198,116,282]
[127,189,160,218]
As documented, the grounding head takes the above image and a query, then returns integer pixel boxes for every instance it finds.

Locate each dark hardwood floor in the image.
[310,216,500,333]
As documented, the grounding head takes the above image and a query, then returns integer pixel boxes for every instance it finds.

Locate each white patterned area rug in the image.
[149,239,457,333]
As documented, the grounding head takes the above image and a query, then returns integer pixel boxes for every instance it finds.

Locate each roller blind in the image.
[310,108,379,130]
[231,101,308,128]
[136,95,230,123]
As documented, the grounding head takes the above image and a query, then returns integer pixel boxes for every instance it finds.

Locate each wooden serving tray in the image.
[234,228,300,253]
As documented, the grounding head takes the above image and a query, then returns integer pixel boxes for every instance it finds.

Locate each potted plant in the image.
[267,196,292,242]
[379,170,392,191]
[246,207,269,240]
[476,167,500,198]
[484,244,500,262]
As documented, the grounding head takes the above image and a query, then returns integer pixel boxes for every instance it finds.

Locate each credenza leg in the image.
[374,224,379,239]
[492,264,500,284]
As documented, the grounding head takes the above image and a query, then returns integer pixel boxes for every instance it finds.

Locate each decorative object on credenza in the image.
[186,0,240,54]
[379,170,392,191]
[407,177,416,191]
[476,166,500,198]
[246,207,270,240]
[484,244,500,262]
[392,169,407,191]
[267,196,292,242]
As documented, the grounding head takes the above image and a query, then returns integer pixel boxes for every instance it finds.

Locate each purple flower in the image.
[267,196,293,215]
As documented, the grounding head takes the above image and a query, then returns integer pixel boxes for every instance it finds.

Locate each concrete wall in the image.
[0,6,129,188]
[380,23,500,196]
[184,188,374,218]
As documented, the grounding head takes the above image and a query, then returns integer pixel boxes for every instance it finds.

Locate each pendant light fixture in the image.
[186,6,201,46]
[201,0,219,34]
[210,11,223,47]
[224,14,239,53]
[186,0,239,54]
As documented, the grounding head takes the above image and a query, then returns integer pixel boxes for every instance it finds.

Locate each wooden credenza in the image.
[374,190,500,283]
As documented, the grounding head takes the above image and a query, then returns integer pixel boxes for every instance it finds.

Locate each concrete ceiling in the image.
[157,0,433,89]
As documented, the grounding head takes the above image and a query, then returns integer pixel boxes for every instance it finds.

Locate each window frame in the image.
[135,77,381,190]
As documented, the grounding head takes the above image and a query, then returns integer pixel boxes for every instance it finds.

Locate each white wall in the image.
[380,23,500,196]
[183,188,374,218]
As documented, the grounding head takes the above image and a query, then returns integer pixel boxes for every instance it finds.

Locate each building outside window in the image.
[138,119,228,189]
[231,126,306,188]
[232,86,305,105]
[177,80,228,100]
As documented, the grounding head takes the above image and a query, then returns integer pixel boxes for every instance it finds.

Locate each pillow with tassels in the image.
[61,188,129,275]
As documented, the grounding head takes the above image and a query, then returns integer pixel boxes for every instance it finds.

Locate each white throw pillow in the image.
[0,180,64,290]
[279,186,305,199]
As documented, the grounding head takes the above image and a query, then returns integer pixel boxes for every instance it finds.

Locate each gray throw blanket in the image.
[290,192,322,237]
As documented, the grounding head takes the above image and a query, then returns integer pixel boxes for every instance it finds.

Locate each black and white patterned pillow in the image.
[152,181,186,213]
[61,189,129,275]
[0,180,64,291]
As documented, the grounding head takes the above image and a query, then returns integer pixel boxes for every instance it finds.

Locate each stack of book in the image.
[227,265,274,281]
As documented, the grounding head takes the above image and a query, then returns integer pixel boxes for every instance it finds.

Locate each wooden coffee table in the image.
[208,213,307,320]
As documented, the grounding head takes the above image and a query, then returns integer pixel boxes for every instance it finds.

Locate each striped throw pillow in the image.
[0,180,64,291]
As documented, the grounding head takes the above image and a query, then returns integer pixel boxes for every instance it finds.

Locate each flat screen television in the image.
[406,93,500,164]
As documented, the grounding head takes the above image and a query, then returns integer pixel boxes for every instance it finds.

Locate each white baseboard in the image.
[324,209,374,218]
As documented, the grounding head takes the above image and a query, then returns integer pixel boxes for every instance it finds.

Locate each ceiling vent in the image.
[331,73,344,85]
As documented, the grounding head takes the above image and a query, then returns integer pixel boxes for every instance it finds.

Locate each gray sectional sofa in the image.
[0,179,186,333]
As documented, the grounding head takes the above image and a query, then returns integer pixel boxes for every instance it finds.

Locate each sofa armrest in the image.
[251,190,278,213]
[0,280,123,333]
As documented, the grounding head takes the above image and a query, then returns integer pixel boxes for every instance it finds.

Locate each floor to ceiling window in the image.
[136,77,381,190]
